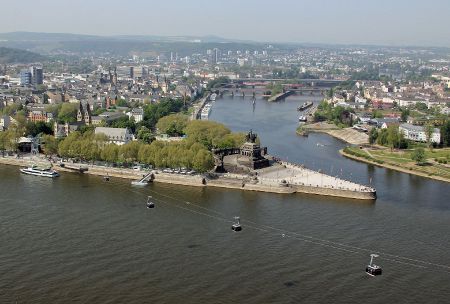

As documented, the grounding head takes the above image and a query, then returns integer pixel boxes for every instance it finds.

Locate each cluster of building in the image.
[325,78,449,144]
[0,59,204,143]
[1,43,449,148]
[19,65,44,86]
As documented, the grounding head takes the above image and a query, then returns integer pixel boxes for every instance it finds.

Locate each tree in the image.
[58,103,78,123]
[387,125,400,150]
[216,132,246,149]
[441,120,450,147]
[400,108,410,122]
[58,131,81,158]
[45,104,61,117]
[5,122,25,153]
[206,77,230,90]
[184,120,231,150]
[415,102,428,111]
[118,141,141,163]
[108,116,136,133]
[424,123,434,149]
[25,121,53,137]
[376,128,388,146]
[0,131,7,156]
[411,148,426,165]
[136,126,153,143]
[41,134,58,156]
[102,144,119,164]
[116,99,129,107]
[143,98,184,128]
[369,128,378,145]
[192,149,214,172]
[372,110,384,119]
[0,103,21,116]
[156,114,188,136]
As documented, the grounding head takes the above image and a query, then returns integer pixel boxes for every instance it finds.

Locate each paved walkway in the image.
[256,162,374,192]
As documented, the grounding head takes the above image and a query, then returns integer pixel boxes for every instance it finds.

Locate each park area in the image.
[342,146,450,182]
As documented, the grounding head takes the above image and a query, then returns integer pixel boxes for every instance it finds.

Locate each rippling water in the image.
[1,95,450,303]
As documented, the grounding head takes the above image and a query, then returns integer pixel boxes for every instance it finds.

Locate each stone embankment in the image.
[0,155,376,200]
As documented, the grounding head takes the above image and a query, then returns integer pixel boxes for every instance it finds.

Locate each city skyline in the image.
[2,0,450,48]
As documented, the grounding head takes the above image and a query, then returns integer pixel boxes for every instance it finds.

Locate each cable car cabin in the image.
[231,216,242,231]
[366,264,382,276]
[146,196,154,208]
[365,253,382,276]
[231,223,242,231]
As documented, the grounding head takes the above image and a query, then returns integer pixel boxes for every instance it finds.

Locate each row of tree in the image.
[55,131,215,172]
[50,120,247,172]
[369,126,409,149]
[369,121,450,149]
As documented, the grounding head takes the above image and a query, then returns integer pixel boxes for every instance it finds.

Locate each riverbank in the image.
[340,147,450,183]
[0,156,206,188]
[0,155,376,200]
[297,122,368,145]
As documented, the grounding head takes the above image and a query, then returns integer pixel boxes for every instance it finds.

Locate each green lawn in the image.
[344,147,450,180]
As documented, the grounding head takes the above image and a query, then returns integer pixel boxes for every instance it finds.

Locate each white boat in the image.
[131,180,148,186]
[201,104,212,120]
[20,165,59,178]
[210,93,217,101]
[298,115,307,122]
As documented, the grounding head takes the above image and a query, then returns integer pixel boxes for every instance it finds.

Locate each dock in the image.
[268,91,294,102]
[190,93,210,120]
[59,163,89,173]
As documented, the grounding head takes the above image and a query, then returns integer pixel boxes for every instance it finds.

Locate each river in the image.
[1,94,449,303]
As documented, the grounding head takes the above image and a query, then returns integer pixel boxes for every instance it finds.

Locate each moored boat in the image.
[298,115,307,122]
[297,101,313,111]
[20,165,59,178]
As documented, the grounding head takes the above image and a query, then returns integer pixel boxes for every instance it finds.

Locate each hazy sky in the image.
[3,0,450,47]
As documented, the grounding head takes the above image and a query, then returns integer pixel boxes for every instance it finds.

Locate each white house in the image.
[334,100,350,108]
[0,115,11,131]
[399,123,441,143]
[95,127,133,145]
[355,95,367,104]
[396,98,425,108]
[127,108,144,123]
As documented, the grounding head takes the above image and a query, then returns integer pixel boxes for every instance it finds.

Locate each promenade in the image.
[256,162,374,193]
[0,154,376,200]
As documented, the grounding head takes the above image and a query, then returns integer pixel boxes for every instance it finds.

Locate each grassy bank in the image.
[341,146,450,182]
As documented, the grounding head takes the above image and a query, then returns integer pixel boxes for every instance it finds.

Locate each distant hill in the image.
[0,31,252,44]
[0,31,103,42]
[0,32,264,56]
[0,47,46,64]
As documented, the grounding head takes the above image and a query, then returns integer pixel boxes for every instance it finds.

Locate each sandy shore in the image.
[340,149,450,183]
[298,122,368,145]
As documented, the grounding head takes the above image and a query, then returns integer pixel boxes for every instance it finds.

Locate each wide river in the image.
[1,95,449,303]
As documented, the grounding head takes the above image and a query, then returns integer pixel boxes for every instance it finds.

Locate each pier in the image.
[268,91,294,102]
[190,93,210,120]
[59,163,89,173]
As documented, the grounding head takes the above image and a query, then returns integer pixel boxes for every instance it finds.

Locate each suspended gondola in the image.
[366,254,382,276]
[146,196,155,208]
[231,216,242,231]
